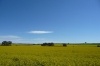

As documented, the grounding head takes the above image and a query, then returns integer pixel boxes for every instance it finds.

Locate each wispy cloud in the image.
[33,38,45,40]
[0,35,57,43]
[0,35,20,39]
[0,35,21,43]
[28,31,53,34]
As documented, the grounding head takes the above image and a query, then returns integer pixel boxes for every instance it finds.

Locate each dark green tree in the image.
[8,41,12,46]
[41,42,54,46]
[97,45,100,47]
[63,43,67,47]
[2,41,12,46]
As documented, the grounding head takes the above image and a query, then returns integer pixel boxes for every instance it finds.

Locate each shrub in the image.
[1,41,12,46]
[97,45,100,47]
[63,43,67,47]
[41,42,54,46]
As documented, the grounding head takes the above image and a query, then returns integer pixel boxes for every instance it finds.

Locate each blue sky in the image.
[0,0,100,43]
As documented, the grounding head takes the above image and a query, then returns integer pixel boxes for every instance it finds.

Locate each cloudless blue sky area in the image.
[0,0,100,43]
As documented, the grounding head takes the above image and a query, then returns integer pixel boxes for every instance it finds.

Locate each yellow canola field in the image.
[0,45,100,66]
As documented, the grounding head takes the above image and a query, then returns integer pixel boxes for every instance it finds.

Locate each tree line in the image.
[41,42,54,46]
[1,41,12,46]
[0,41,68,47]
[41,42,67,47]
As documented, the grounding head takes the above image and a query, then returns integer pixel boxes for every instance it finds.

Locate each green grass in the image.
[0,45,100,66]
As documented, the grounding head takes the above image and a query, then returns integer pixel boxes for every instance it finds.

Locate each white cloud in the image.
[28,31,53,34]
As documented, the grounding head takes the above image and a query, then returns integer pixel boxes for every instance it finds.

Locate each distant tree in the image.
[97,45,100,47]
[1,41,12,46]
[85,42,87,44]
[8,41,12,46]
[41,43,46,46]
[63,43,67,47]
[2,41,8,46]
[41,42,54,46]
[48,42,54,46]
[42,42,48,46]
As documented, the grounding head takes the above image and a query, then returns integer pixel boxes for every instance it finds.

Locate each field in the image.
[0,44,100,66]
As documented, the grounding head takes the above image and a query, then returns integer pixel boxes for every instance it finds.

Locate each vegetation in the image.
[1,41,12,46]
[0,44,100,66]
[41,42,54,46]
[97,45,100,47]
[63,43,67,47]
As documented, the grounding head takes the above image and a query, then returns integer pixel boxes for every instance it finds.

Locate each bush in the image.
[41,42,54,46]
[63,43,67,47]
[1,41,12,46]
[97,45,100,47]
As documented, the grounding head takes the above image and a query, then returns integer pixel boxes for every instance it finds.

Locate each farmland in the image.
[0,44,100,66]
